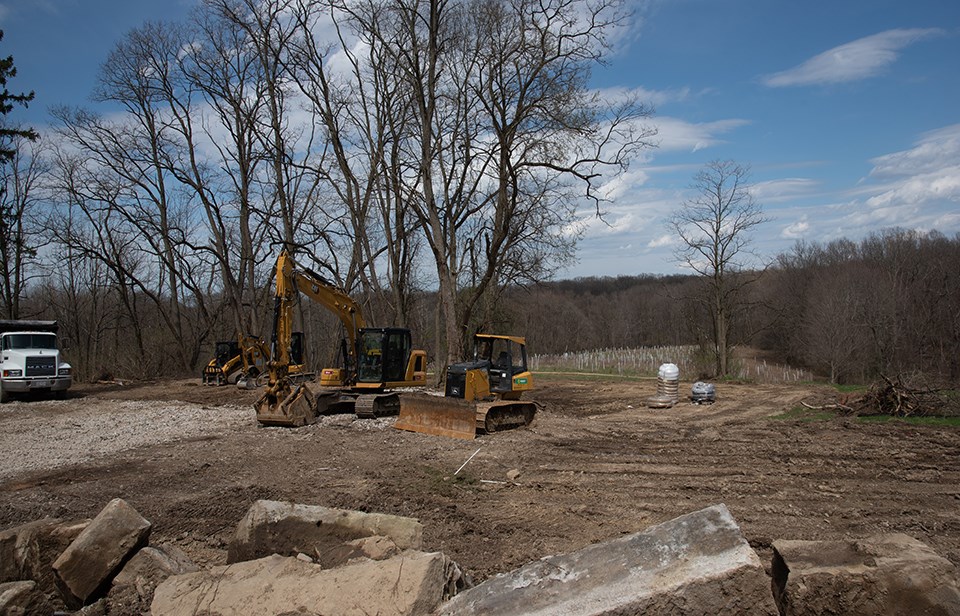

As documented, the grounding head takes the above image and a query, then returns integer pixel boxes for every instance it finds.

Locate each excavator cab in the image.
[356,327,424,386]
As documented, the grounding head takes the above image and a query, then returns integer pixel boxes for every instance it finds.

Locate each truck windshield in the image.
[2,334,58,350]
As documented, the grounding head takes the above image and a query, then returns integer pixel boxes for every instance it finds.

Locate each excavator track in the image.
[354,393,401,418]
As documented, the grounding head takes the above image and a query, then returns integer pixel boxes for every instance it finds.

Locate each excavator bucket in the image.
[255,383,317,427]
[395,393,478,440]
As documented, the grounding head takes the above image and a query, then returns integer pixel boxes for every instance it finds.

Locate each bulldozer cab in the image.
[357,328,412,384]
[473,334,528,394]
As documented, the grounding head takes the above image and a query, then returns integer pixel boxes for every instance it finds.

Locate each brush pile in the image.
[839,375,951,417]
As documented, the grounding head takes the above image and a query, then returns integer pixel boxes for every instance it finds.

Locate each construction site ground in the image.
[2,374,959,584]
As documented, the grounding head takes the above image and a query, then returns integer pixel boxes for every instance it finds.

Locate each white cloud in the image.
[597,85,691,108]
[646,234,675,249]
[750,178,819,203]
[762,28,943,87]
[865,167,960,209]
[653,116,749,152]
[780,217,810,239]
[598,169,650,201]
[863,124,960,209]
[869,124,960,177]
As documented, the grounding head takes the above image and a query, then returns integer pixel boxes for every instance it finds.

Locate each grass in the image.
[769,406,835,422]
[420,464,479,497]
[856,415,960,427]
[831,383,868,393]
[533,371,651,382]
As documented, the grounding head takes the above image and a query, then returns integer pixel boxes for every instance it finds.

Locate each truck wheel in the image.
[0,383,9,403]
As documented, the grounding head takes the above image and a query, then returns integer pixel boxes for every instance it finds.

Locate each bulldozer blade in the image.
[395,394,478,440]
[255,384,317,427]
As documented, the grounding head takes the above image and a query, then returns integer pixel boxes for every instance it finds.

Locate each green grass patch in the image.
[831,383,868,393]
[769,406,835,422]
[855,415,960,427]
[533,371,652,382]
[419,465,479,497]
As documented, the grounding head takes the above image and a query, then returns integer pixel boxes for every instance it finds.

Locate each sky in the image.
[2,0,958,278]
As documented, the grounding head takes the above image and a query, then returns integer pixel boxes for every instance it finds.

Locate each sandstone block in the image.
[0,517,88,595]
[52,498,152,608]
[227,499,422,566]
[772,533,960,615]
[0,580,55,615]
[153,551,461,616]
[107,543,199,613]
[438,504,778,616]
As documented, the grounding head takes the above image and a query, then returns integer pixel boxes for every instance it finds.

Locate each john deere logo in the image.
[514,377,528,385]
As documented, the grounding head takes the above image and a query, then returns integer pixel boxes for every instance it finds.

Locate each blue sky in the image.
[2,0,958,278]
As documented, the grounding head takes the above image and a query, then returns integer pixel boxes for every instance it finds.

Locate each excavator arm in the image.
[256,250,366,426]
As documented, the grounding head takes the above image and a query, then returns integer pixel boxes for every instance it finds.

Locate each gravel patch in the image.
[0,397,252,481]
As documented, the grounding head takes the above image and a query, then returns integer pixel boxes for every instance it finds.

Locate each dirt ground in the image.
[2,375,959,588]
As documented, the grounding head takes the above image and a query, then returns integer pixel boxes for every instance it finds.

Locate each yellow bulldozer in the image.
[201,334,269,386]
[395,333,538,439]
[255,250,428,427]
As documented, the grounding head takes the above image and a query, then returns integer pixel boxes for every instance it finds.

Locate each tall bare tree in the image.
[0,137,47,318]
[353,0,652,365]
[670,160,767,377]
[172,9,275,336]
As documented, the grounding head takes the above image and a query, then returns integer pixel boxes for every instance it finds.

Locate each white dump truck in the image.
[0,320,72,402]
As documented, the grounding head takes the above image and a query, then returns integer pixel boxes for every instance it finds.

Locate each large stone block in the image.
[772,533,960,615]
[0,580,55,615]
[438,504,778,616]
[227,499,423,566]
[107,543,199,614]
[0,517,88,595]
[52,498,152,608]
[152,551,462,616]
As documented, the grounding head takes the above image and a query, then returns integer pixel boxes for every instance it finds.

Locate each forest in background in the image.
[8,227,959,386]
[508,228,960,384]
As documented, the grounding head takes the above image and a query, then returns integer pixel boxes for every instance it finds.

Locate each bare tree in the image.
[351,0,652,365]
[173,9,275,336]
[0,137,48,318]
[670,160,767,377]
[287,0,421,325]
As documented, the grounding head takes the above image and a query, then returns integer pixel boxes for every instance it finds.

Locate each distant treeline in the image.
[503,229,960,384]
[12,228,959,385]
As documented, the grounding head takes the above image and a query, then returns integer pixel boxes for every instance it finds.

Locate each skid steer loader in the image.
[202,334,269,386]
[395,334,537,440]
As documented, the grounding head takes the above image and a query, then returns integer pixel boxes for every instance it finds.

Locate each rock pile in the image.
[2,499,958,615]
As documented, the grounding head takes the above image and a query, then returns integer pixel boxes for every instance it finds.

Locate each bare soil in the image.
[2,376,959,586]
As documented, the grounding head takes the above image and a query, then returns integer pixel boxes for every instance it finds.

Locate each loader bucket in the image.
[255,383,317,427]
[395,393,478,440]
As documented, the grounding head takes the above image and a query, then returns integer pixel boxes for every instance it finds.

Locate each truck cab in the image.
[0,320,72,402]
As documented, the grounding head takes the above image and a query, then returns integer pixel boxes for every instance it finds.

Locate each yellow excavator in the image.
[395,333,538,439]
[255,250,427,427]
[202,334,269,386]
